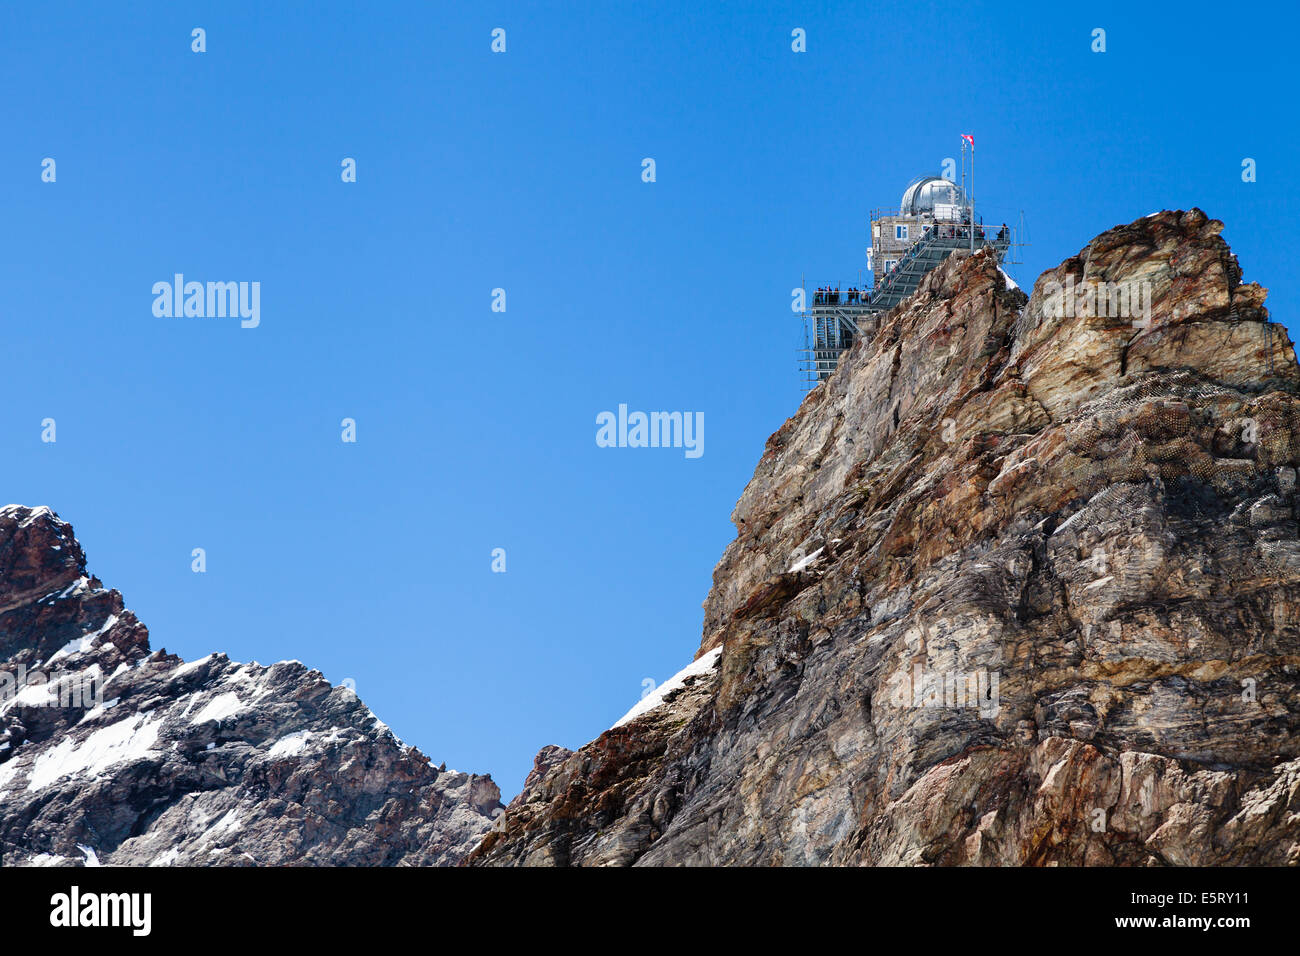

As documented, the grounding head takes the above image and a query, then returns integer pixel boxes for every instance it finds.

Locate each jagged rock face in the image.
[472,209,1300,866]
[0,505,502,865]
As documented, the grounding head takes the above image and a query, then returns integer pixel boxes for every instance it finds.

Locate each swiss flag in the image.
[961,134,975,150]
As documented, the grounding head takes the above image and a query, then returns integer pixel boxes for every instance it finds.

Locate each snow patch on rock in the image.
[613,646,723,729]
[28,711,163,791]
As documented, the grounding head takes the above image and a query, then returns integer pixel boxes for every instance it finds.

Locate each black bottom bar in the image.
[0,864,1287,943]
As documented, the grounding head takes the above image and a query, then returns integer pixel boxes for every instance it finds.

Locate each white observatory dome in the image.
[900,177,966,216]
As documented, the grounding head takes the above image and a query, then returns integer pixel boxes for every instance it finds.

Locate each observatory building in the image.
[799,169,1020,388]
[873,176,971,284]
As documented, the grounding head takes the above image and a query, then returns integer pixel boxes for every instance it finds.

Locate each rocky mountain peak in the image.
[7,209,1298,869]
[471,209,1300,866]
[0,505,501,866]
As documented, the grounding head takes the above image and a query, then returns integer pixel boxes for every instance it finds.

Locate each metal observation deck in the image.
[798,217,1018,389]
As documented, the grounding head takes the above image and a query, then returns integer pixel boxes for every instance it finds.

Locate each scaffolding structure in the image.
[798,154,1027,389]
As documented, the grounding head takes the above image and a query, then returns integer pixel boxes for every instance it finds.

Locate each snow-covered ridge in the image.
[0,504,504,866]
[0,504,55,528]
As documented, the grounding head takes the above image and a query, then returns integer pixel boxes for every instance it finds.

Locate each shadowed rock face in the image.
[0,505,502,866]
[472,209,1300,866]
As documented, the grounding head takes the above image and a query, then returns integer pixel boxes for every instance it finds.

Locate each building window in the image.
[895,225,908,241]
[885,259,897,272]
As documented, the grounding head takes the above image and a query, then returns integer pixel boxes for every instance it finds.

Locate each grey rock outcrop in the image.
[0,504,502,865]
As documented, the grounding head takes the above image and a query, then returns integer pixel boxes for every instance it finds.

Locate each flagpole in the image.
[960,137,966,241]
[970,137,975,253]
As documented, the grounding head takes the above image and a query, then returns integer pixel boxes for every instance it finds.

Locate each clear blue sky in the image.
[1,1,1295,796]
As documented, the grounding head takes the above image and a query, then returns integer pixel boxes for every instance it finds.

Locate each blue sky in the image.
[1,1,1295,796]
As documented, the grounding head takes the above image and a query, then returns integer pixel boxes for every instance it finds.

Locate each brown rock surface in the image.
[471,209,1300,866]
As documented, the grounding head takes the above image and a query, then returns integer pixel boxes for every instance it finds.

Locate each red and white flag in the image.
[961,133,975,150]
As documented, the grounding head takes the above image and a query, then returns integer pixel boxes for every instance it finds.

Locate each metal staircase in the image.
[799,229,1012,389]
[870,228,1010,311]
